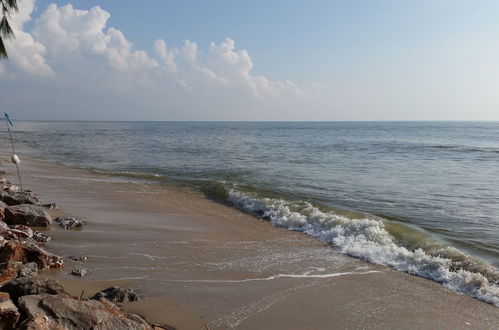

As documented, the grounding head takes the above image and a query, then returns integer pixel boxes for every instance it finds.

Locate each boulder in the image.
[54,217,84,230]
[0,191,40,206]
[91,286,141,303]
[71,268,88,277]
[68,256,87,262]
[0,292,20,330]
[4,185,20,193]
[0,225,32,240]
[18,262,39,278]
[0,220,8,230]
[0,201,7,221]
[0,240,63,269]
[0,262,22,284]
[32,231,51,244]
[17,293,153,330]
[0,277,66,301]
[9,225,33,238]
[4,204,52,228]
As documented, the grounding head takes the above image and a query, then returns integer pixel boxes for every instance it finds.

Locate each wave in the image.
[425,144,499,155]
[227,189,499,306]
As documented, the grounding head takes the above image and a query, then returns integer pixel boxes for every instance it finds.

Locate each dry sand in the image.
[2,156,498,329]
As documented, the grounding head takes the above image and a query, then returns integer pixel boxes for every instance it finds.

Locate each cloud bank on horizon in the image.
[0,0,318,120]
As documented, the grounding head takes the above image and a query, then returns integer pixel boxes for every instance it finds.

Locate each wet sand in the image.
[2,156,498,329]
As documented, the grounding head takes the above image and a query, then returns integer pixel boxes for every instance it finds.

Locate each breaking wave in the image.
[227,189,499,306]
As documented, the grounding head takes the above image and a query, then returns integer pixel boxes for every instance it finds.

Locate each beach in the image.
[1,154,496,329]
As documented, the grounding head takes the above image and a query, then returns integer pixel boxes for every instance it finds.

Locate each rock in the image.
[71,268,88,277]
[17,293,153,330]
[4,204,52,228]
[0,277,66,302]
[0,262,22,284]
[68,255,87,262]
[0,228,30,240]
[0,178,11,187]
[54,217,84,230]
[41,203,57,210]
[18,262,39,278]
[32,231,51,243]
[8,224,33,237]
[4,185,20,193]
[0,228,31,240]
[0,224,34,240]
[0,201,7,221]
[0,190,40,206]
[0,240,63,269]
[91,286,141,303]
[0,292,20,330]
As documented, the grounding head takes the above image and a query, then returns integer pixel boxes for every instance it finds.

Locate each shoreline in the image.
[2,155,499,329]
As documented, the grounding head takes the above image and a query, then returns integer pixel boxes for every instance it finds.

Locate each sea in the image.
[2,121,499,305]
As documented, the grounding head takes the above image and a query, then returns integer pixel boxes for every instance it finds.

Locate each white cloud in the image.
[154,39,177,72]
[0,1,313,120]
[2,0,53,77]
[33,4,158,72]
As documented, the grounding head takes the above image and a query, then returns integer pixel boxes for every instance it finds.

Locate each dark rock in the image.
[0,191,40,206]
[0,292,20,330]
[91,286,141,303]
[4,204,52,228]
[17,293,153,330]
[18,262,39,278]
[71,268,88,277]
[0,277,66,301]
[0,262,22,284]
[32,231,51,243]
[68,255,87,262]
[54,217,84,230]
[0,240,63,269]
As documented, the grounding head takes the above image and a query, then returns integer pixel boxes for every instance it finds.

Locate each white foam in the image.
[163,270,381,283]
[228,190,499,306]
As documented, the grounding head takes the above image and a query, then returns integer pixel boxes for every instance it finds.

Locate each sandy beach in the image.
[2,155,498,329]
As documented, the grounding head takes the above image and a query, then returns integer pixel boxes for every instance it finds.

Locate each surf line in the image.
[164,270,382,283]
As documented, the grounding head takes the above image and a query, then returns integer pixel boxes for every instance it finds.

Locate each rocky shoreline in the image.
[0,169,169,329]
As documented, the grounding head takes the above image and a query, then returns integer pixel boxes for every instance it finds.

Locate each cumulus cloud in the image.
[154,39,177,72]
[0,1,314,120]
[2,0,53,77]
[33,4,158,72]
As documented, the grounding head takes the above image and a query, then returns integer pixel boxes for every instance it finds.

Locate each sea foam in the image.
[227,189,499,306]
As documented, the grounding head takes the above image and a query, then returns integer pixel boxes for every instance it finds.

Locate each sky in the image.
[0,0,498,121]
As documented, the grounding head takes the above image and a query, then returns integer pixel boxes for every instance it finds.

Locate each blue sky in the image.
[1,0,499,120]
[31,0,498,82]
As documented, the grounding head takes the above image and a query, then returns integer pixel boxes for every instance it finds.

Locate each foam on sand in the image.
[228,189,499,306]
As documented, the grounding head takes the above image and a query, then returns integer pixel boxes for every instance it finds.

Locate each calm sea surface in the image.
[2,121,499,304]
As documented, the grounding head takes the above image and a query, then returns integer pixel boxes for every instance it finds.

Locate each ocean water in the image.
[2,121,499,305]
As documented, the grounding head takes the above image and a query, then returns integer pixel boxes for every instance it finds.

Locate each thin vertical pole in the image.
[4,119,23,191]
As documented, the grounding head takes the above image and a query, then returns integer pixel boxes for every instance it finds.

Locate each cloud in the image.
[0,0,303,98]
[33,4,158,72]
[154,39,177,72]
[3,0,53,77]
[0,1,314,120]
